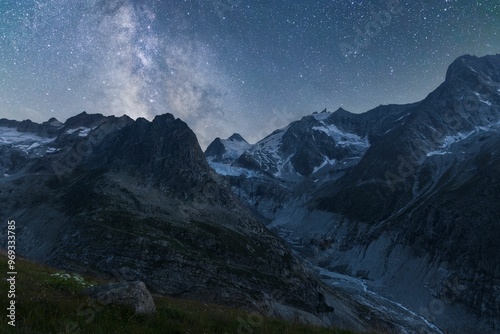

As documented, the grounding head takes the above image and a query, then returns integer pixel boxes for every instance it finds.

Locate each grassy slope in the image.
[0,254,359,334]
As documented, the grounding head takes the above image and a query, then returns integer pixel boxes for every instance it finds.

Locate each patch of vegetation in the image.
[0,254,361,334]
[43,272,96,295]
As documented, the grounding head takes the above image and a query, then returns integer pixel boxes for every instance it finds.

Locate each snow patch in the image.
[426,150,451,157]
[441,131,475,148]
[474,92,492,106]
[312,124,369,148]
[221,138,251,160]
[66,127,95,137]
[243,127,290,178]
[66,128,80,134]
[28,142,41,150]
[312,112,331,121]
[79,127,93,137]
[258,129,287,153]
[0,127,55,153]
[313,157,336,173]
[46,147,58,153]
[208,161,256,177]
[394,113,410,122]
[427,125,500,157]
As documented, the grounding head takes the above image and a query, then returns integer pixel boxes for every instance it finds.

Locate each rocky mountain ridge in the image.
[206,54,500,334]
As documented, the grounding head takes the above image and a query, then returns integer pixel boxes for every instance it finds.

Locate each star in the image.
[0,0,498,148]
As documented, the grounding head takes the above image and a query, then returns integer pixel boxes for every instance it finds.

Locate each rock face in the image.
[311,55,500,333]
[82,281,156,315]
[206,54,500,334]
[235,109,370,178]
[0,111,442,333]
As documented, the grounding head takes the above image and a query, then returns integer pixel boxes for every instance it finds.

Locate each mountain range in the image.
[1,111,444,333]
[0,54,498,334]
[205,54,500,334]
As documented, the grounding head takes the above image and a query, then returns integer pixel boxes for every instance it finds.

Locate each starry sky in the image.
[1,0,499,148]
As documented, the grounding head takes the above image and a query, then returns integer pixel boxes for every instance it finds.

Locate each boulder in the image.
[82,281,156,315]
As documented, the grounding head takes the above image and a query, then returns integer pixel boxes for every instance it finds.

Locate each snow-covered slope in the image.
[0,127,56,155]
[233,109,370,179]
[205,108,372,183]
[205,133,252,162]
[205,133,254,176]
[0,112,133,178]
[311,123,368,149]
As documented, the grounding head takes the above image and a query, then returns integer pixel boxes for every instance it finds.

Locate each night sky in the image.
[1,1,499,148]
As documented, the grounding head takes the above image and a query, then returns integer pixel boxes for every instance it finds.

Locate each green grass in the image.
[0,254,359,334]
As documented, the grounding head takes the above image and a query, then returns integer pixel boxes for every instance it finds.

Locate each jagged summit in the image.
[205,132,251,163]
[312,108,329,114]
[445,54,500,82]
[208,105,371,178]
[152,113,176,122]
[44,117,62,124]
[64,111,109,128]
[333,107,350,115]
[227,132,248,143]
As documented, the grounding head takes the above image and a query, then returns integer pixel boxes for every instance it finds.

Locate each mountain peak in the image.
[227,133,248,143]
[42,117,64,128]
[205,133,251,163]
[334,107,348,113]
[333,107,353,116]
[65,111,107,128]
[311,109,332,121]
[445,54,500,85]
[152,113,176,123]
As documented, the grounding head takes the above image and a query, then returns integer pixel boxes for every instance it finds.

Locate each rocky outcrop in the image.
[204,137,226,161]
[82,281,156,315]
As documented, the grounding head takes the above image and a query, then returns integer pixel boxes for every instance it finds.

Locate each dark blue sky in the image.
[1,0,499,147]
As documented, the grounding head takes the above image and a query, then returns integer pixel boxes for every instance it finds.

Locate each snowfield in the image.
[0,127,55,154]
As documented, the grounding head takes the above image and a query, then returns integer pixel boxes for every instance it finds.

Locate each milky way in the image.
[1,0,499,148]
